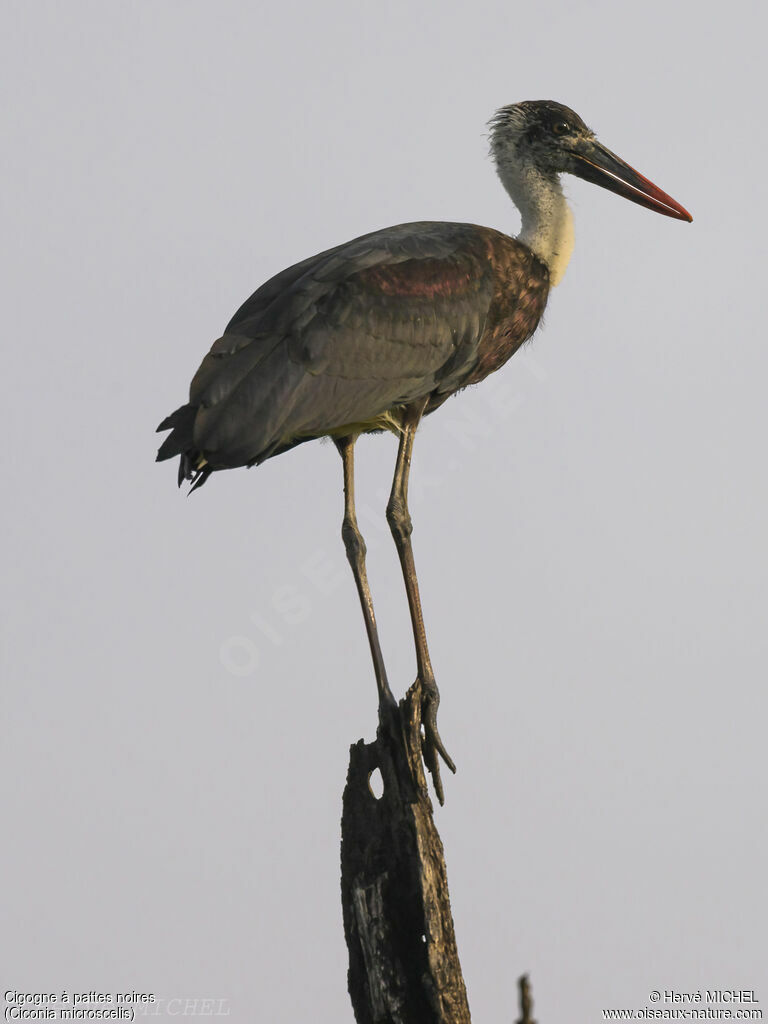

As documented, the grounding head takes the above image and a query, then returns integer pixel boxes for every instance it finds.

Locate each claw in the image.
[420,682,456,806]
[422,735,445,805]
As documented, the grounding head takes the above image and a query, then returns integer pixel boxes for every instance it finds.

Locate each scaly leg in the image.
[335,436,395,712]
[386,400,456,804]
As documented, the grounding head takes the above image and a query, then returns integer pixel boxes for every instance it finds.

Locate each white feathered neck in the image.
[494,154,575,287]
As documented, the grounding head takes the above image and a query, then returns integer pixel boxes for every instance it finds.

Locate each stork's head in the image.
[490,100,692,222]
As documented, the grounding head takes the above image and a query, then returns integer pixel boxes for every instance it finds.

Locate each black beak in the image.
[571,140,692,222]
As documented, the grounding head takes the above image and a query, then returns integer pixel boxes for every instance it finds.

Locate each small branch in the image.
[340,683,470,1024]
[517,974,537,1024]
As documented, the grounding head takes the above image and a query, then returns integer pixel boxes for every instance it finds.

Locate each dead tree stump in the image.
[340,683,471,1024]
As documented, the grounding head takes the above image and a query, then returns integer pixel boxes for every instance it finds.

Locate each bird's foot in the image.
[419,678,456,806]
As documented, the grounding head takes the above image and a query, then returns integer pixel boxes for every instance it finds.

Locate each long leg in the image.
[386,399,456,804]
[335,436,395,712]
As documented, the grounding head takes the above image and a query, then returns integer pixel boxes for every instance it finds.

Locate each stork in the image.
[157,100,691,803]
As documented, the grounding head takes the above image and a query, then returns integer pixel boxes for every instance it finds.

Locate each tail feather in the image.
[157,403,213,492]
[156,404,197,461]
[188,465,212,493]
[177,452,193,487]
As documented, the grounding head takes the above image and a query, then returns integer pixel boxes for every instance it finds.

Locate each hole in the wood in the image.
[368,767,384,799]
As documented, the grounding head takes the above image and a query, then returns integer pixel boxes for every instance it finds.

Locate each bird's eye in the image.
[552,120,570,136]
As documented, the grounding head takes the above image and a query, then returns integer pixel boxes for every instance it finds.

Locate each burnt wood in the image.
[340,683,470,1024]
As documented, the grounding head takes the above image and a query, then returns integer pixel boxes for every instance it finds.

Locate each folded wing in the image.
[157,221,498,478]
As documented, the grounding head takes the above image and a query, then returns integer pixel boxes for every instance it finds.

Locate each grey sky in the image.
[2,0,766,1020]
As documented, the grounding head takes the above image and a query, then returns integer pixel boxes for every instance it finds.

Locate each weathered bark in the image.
[340,683,471,1024]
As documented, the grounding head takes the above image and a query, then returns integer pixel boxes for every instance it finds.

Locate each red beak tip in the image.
[667,201,692,222]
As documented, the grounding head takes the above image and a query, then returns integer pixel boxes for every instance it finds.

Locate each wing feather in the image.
[173,222,498,468]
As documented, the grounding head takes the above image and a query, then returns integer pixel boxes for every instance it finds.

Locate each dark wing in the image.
[157,222,498,475]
